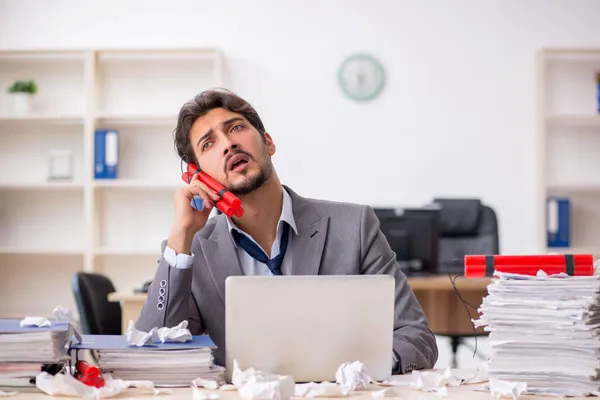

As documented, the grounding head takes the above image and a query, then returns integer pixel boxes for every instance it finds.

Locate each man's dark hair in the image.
[174,88,266,165]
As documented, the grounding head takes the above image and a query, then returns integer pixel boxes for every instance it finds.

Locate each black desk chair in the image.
[432,198,500,367]
[72,272,122,335]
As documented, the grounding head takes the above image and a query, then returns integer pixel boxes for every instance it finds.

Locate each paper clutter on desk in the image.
[53,305,82,343]
[0,389,18,397]
[232,360,295,400]
[157,320,193,343]
[335,361,373,394]
[192,376,226,391]
[126,320,158,346]
[294,382,346,398]
[370,388,399,398]
[35,371,171,399]
[126,320,192,346]
[19,316,51,327]
[489,379,527,400]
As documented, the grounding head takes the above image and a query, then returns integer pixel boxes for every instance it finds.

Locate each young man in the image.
[136,88,438,374]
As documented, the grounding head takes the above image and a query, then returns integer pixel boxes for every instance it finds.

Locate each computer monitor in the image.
[373,207,440,275]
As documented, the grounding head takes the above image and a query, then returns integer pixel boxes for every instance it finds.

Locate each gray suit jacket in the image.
[136,186,438,373]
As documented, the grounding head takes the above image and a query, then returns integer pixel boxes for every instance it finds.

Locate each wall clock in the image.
[338,53,385,102]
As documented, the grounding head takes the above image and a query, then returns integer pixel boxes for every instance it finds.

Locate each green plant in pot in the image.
[7,79,38,115]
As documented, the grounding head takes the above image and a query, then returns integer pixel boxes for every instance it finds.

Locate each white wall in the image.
[1,0,600,254]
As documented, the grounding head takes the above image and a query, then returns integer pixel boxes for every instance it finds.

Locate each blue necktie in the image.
[231,223,290,275]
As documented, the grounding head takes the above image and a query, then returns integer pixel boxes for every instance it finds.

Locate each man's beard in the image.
[228,158,273,196]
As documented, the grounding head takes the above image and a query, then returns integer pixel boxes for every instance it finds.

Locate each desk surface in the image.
[8,380,584,400]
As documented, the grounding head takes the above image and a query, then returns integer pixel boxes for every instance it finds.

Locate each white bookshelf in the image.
[537,48,600,257]
[0,48,222,317]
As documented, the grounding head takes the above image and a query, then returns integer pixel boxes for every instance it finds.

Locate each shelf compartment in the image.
[0,254,83,318]
[95,49,220,116]
[93,121,182,183]
[0,190,84,250]
[545,127,600,189]
[0,123,84,186]
[94,189,173,251]
[0,53,85,116]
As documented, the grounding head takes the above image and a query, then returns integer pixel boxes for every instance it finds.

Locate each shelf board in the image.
[0,247,83,256]
[97,49,219,62]
[0,50,85,61]
[95,114,178,126]
[95,248,159,256]
[547,183,600,193]
[546,247,600,255]
[0,182,84,191]
[93,180,182,189]
[546,115,600,127]
[0,115,84,125]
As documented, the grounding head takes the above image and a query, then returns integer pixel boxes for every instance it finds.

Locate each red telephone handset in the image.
[181,163,244,218]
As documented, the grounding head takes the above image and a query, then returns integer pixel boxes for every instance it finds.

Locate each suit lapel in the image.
[200,216,243,304]
[286,187,329,276]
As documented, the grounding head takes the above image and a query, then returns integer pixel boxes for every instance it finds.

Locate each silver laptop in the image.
[225,275,395,383]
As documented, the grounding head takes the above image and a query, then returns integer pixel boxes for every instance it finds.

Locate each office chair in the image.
[72,272,122,335]
[432,198,500,367]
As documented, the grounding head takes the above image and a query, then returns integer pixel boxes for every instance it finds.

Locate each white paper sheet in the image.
[125,320,157,347]
[157,320,193,343]
[232,361,295,400]
[53,305,82,343]
[295,382,346,398]
[192,377,224,390]
[35,372,171,399]
[125,320,192,346]
[489,379,527,400]
[335,361,373,394]
[0,389,18,397]
[19,316,51,327]
[370,387,399,398]
[473,270,600,396]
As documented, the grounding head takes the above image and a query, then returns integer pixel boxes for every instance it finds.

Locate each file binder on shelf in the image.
[94,129,119,179]
[546,196,570,248]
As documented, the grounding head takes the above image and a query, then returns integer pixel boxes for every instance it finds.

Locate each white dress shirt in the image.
[163,189,298,275]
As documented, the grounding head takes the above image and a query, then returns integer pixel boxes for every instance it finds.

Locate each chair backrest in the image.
[433,198,500,274]
[72,272,122,335]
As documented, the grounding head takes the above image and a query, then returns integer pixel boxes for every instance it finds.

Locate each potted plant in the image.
[7,79,37,115]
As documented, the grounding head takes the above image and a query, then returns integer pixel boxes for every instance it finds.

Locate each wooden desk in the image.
[108,276,490,336]
[8,378,582,400]
[408,275,490,336]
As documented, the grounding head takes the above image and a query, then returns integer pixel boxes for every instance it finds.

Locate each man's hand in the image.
[167,173,221,255]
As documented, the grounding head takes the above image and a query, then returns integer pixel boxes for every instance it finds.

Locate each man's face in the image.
[189,107,276,196]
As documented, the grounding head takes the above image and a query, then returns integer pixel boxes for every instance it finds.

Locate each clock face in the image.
[338,54,385,101]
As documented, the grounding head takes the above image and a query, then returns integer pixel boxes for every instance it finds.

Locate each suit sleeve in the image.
[135,239,205,335]
[359,206,439,373]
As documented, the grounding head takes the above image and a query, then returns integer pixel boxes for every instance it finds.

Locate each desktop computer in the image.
[374,207,440,276]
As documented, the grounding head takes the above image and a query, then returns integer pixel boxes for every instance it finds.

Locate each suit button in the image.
[159,288,166,296]
[160,279,167,287]
[157,302,164,311]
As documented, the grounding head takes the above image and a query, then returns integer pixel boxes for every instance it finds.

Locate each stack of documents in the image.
[474,271,600,397]
[0,319,70,389]
[74,334,224,387]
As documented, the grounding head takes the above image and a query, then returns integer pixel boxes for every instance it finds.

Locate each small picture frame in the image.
[48,149,73,181]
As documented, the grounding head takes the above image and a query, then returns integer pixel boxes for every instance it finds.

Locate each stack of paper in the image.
[474,270,600,397]
[0,319,71,389]
[74,334,224,387]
